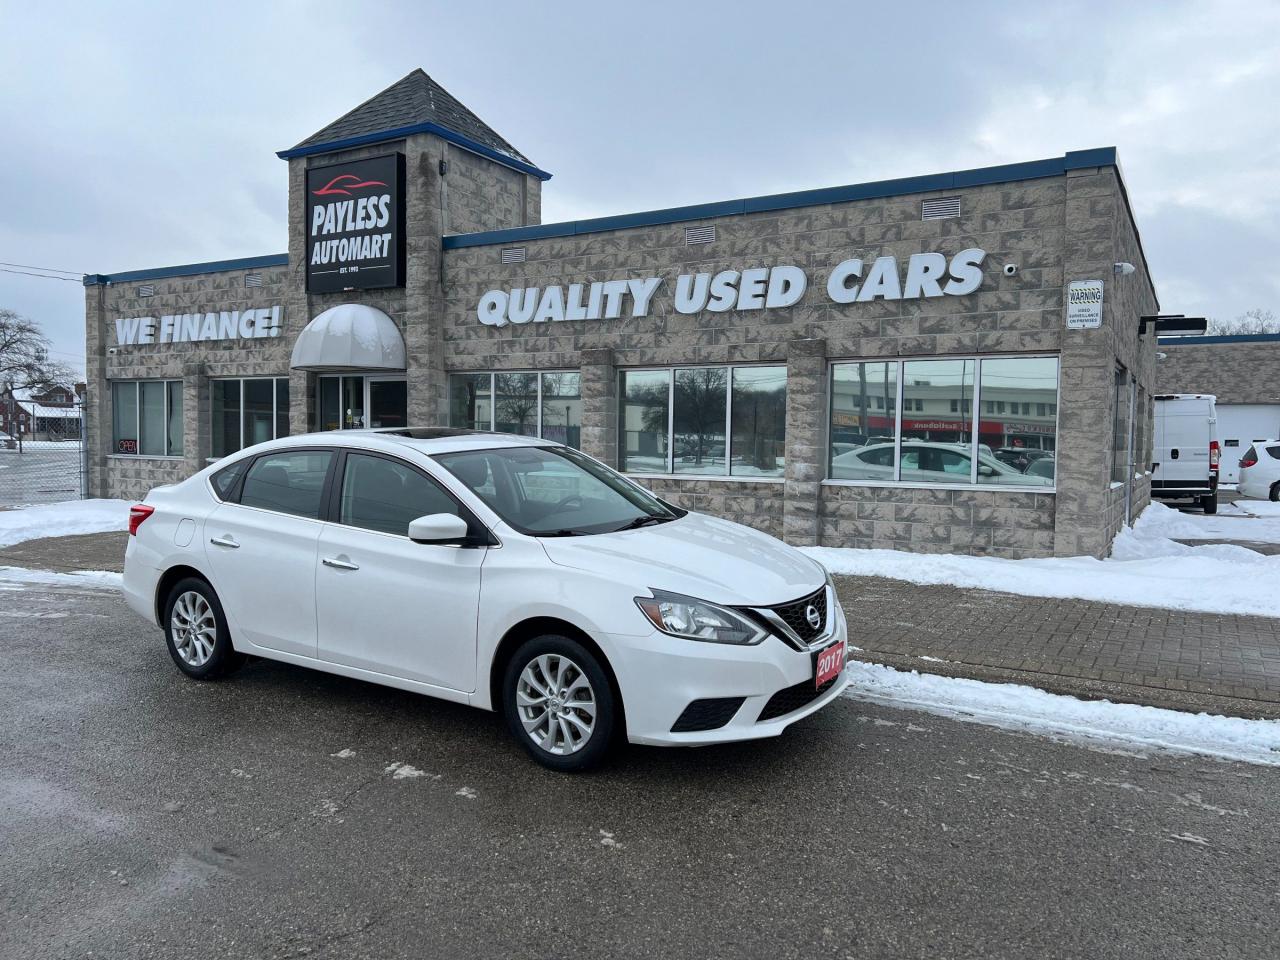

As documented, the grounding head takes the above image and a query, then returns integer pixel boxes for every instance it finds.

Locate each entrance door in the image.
[317,375,407,431]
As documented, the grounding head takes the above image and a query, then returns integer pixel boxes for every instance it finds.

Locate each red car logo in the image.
[312,174,388,196]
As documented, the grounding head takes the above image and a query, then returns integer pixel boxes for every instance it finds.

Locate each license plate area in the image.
[813,640,846,690]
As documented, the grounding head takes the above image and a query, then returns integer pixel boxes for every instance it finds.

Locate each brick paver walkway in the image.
[834,575,1280,706]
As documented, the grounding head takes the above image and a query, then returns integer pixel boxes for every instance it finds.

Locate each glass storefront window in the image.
[673,368,728,475]
[618,365,787,477]
[539,372,581,449]
[900,359,974,485]
[447,371,581,448]
[494,372,539,436]
[619,369,671,473]
[730,366,787,478]
[211,378,291,458]
[978,357,1059,485]
[829,357,1058,488]
[830,362,898,481]
[111,380,182,457]
[1112,366,1132,484]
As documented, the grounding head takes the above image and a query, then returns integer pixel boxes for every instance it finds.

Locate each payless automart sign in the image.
[306,153,406,294]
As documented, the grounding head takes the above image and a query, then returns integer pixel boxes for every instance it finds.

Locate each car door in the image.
[315,450,489,692]
[204,448,336,658]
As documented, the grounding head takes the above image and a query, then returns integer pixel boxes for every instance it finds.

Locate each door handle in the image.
[210,535,239,549]
[321,556,360,571]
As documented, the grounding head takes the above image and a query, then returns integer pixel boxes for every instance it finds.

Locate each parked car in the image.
[1238,441,1280,501]
[122,429,849,771]
[831,440,1052,486]
[993,447,1053,473]
[1024,455,1056,482]
[1152,394,1220,514]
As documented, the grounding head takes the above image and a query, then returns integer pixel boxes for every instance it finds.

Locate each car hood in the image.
[538,512,825,606]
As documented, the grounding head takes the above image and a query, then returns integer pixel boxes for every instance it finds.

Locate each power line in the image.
[0,260,84,276]
[0,268,84,283]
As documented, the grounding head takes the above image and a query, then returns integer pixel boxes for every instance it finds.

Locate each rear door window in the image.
[239,451,334,519]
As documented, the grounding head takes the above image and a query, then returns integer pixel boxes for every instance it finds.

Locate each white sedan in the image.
[1239,441,1280,501]
[123,429,849,771]
[831,440,1053,486]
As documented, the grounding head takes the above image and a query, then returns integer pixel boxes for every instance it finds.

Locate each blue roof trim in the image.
[83,253,288,286]
[277,121,552,181]
[1158,333,1280,345]
[443,149,1120,249]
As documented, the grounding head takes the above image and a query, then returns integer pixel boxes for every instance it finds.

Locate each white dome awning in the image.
[290,304,406,372]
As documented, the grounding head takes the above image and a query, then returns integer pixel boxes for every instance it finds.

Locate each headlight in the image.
[634,589,767,645]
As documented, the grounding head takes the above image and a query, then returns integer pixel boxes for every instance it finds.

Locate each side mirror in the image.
[408,513,470,544]
[978,464,996,477]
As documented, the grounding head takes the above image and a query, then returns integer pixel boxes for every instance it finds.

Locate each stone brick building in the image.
[1156,333,1280,483]
[84,69,1161,558]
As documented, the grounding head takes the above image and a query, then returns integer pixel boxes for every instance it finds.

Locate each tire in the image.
[502,635,617,772]
[1271,483,1279,503]
[1201,492,1218,514]
[163,577,245,680]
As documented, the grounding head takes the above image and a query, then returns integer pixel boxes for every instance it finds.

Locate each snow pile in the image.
[0,566,122,589]
[1134,499,1280,544]
[845,661,1280,767]
[0,499,131,548]
[804,502,1280,618]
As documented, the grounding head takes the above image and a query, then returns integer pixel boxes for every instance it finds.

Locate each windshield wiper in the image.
[612,515,672,533]
[540,529,589,537]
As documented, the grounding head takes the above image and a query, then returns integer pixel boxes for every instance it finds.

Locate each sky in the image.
[2,0,1278,377]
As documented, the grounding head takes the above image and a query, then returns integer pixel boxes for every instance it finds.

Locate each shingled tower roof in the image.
[288,69,533,165]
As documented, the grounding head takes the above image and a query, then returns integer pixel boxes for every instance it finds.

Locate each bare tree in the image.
[0,309,74,392]
[1206,308,1280,336]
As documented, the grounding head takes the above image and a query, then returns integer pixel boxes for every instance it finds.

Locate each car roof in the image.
[251,428,558,457]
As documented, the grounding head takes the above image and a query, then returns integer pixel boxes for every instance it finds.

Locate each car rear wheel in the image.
[164,577,245,680]
[1201,492,1218,514]
[503,635,616,772]
[1270,482,1279,503]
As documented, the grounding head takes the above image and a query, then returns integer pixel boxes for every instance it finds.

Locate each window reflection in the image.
[619,369,670,474]
[674,368,728,475]
[979,357,1058,486]
[730,367,787,478]
[830,362,897,480]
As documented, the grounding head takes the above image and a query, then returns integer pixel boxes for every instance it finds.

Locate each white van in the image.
[1152,394,1220,514]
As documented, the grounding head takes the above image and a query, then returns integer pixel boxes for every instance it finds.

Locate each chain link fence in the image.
[0,401,86,506]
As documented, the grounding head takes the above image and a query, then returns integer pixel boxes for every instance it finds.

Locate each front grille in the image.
[769,587,827,644]
[757,675,838,723]
[671,697,745,733]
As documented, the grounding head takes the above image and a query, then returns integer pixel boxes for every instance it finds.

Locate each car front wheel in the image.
[163,577,245,680]
[503,635,617,772]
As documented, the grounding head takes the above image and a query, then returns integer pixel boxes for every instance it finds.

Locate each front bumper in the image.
[608,589,851,746]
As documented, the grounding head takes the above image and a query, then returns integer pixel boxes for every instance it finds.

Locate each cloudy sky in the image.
[2,0,1278,375]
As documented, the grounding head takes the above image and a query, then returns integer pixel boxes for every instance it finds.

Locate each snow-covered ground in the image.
[845,661,1280,767]
[0,498,131,548]
[0,566,122,590]
[805,501,1280,619]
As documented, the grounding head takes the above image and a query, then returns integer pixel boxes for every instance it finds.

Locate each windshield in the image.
[433,445,682,536]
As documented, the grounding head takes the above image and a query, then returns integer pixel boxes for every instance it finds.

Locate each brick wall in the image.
[1157,339,1280,403]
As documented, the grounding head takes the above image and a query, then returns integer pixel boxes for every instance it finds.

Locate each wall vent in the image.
[921,196,961,221]
[685,224,716,245]
[137,284,156,297]
[501,247,526,264]
[245,273,263,288]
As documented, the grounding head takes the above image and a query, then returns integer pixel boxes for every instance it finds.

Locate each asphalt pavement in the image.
[3,573,1279,960]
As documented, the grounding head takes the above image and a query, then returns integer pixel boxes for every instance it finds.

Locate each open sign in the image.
[118,439,138,454]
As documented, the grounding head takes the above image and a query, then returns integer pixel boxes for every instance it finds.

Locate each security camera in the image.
[1114,262,1136,276]
[106,347,118,356]
[1002,263,1018,277]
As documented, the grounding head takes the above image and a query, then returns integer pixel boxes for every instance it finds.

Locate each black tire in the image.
[502,634,617,772]
[1201,492,1218,515]
[1270,482,1279,503]
[163,577,245,680]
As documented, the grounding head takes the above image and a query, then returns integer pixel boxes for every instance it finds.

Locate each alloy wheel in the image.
[171,590,217,667]
[516,653,596,756]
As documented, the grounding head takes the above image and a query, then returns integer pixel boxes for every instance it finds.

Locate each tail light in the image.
[1209,440,1220,473]
[128,504,155,536]
[1240,453,1258,469]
